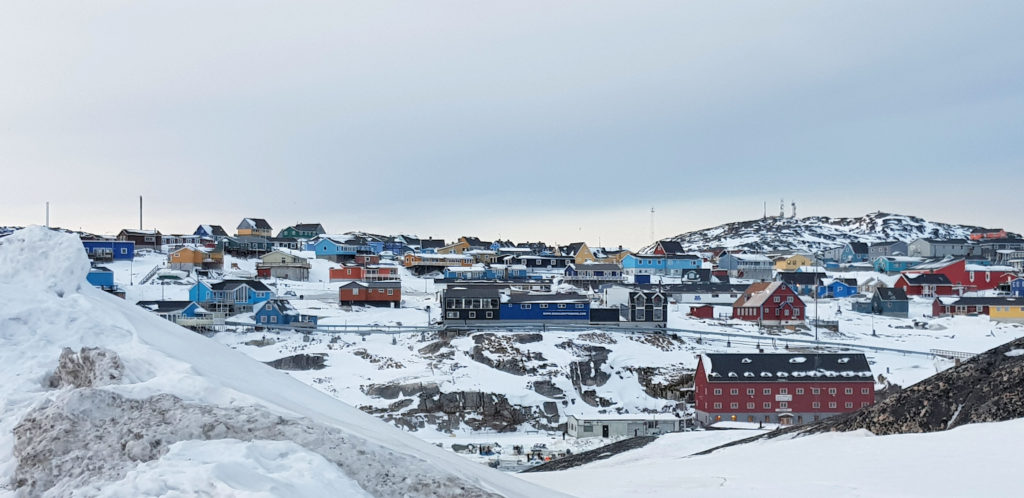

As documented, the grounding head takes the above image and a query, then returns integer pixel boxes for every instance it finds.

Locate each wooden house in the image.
[236,218,273,237]
[256,250,311,281]
[117,229,162,250]
[339,281,401,307]
[731,282,806,326]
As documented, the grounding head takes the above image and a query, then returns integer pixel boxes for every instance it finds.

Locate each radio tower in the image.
[650,207,655,242]
[791,201,797,218]
[779,199,784,218]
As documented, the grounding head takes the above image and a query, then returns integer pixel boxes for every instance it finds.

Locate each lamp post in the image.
[425,305,431,326]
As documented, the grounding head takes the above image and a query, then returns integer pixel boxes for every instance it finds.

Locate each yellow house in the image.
[598,248,632,264]
[236,218,272,237]
[559,242,596,265]
[168,247,223,270]
[775,254,814,271]
[438,240,470,254]
[989,304,1024,322]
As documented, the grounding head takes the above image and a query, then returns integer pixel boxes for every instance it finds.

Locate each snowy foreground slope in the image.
[0,227,561,497]
[519,418,1024,497]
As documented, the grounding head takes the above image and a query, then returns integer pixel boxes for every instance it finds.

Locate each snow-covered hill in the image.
[654,212,1000,253]
[0,226,559,497]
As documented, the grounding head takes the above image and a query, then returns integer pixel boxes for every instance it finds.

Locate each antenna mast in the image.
[45,202,50,228]
[650,207,655,242]
[139,195,143,230]
[779,199,784,218]
[791,201,797,218]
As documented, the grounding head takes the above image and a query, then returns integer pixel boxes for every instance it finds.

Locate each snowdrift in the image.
[0,226,560,497]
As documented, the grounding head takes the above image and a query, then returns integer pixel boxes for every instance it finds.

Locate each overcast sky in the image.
[2,1,1022,249]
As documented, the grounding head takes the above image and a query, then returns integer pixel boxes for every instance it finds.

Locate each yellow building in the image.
[168,247,223,270]
[438,240,470,254]
[989,304,1024,322]
[775,254,814,271]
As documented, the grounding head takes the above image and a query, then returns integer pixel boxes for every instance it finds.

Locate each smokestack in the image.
[45,202,49,228]
[139,195,143,230]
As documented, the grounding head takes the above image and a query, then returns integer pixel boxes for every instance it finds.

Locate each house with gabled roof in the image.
[840,242,869,263]
[932,296,1024,322]
[558,242,597,265]
[853,287,908,317]
[731,282,806,325]
[117,229,162,250]
[894,272,958,297]
[194,224,229,240]
[188,279,274,313]
[653,240,685,256]
[776,272,826,296]
[694,353,874,427]
[717,253,773,280]
[236,218,273,237]
[908,238,971,258]
[339,281,401,307]
[254,298,318,328]
[277,223,326,240]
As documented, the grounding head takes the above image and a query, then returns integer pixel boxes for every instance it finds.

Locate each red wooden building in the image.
[339,281,401,307]
[901,259,1016,292]
[731,282,806,326]
[689,304,715,319]
[694,353,875,427]
[329,265,399,282]
[355,254,381,265]
[894,273,959,297]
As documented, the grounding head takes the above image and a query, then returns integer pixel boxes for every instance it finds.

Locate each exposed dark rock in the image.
[531,380,565,399]
[513,334,544,344]
[364,382,439,400]
[264,353,326,371]
[521,436,658,473]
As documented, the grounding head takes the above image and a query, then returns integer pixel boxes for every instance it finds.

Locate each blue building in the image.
[1012,278,1024,297]
[82,239,135,261]
[490,264,529,280]
[254,298,318,328]
[443,266,495,280]
[86,266,116,290]
[499,293,590,323]
[621,254,700,278]
[873,256,925,273]
[189,279,274,312]
[817,279,858,298]
[777,272,824,296]
[312,237,373,262]
[840,242,870,263]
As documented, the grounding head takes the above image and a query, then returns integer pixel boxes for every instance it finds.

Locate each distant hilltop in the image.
[654,212,1014,254]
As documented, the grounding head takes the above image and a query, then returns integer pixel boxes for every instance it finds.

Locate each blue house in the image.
[189,279,274,311]
[777,272,824,296]
[82,239,135,261]
[86,266,116,290]
[840,242,870,263]
[1012,278,1024,297]
[873,256,924,273]
[491,264,529,280]
[817,279,858,298]
[313,237,373,261]
[136,300,210,323]
[499,293,590,323]
[254,299,318,328]
[443,266,495,280]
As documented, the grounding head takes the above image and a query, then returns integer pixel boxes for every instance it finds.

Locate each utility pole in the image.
[139,195,143,230]
[45,202,50,228]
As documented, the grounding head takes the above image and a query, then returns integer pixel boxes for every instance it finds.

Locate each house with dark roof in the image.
[136,300,214,328]
[731,282,806,325]
[188,279,274,312]
[236,218,273,237]
[817,278,859,299]
[908,238,971,258]
[117,229,162,250]
[932,296,1024,321]
[694,353,874,426]
[254,298,318,328]
[868,241,909,260]
[853,287,909,317]
[194,224,229,240]
[840,242,869,263]
[277,223,326,240]
[894,273,959,297]
[653,240,686,256]
[339,281,401,307]
[776,272,826,296]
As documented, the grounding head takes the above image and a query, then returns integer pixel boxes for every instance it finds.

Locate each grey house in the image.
[566,413,685,439]
[869,241,908,259]
[908,238,971,258]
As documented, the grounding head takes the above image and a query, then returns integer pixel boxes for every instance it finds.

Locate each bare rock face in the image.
[47,347,124,389]
[264,353,327,371]
[807,337,1024,436]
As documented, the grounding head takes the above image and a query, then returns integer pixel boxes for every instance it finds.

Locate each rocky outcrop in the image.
[521,436,658,473]
[629,366,694,402]
[531,380,565,399]
[264,353,327,371]
[807,337,1024,435]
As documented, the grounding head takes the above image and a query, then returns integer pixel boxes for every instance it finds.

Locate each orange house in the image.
[339,281,401,307]
[330,266,398,282]
[168,247,223,270]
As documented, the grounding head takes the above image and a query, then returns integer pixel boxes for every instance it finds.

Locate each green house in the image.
[277,223,326,240]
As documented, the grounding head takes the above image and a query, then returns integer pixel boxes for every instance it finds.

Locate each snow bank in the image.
[0,227,559,497]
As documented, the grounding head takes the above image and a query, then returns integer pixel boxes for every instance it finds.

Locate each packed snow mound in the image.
[0,225,90,296]
[0,227,559,497]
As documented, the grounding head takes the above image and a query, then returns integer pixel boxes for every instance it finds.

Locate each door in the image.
[602,425,609,438]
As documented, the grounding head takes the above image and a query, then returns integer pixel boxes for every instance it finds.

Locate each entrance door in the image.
[602,425,609,438]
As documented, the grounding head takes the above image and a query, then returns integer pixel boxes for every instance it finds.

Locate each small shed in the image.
[566,413,685,439]
[689,304,715,319]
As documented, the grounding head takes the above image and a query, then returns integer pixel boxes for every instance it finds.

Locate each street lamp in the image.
[425,305,431,326]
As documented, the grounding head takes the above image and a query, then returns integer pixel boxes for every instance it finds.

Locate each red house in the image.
[902,259,1015,292]
[339,281,401,307]
[895,273,959,297]
[731,282,806,326]
[689,304,715,319]
[330,265,399,282]
[694,353,875,427]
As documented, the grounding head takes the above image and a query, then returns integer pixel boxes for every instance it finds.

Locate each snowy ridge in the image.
[653,212,996,253]
[0,226,559,497]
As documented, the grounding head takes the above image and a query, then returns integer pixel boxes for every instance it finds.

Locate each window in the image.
[521,304,531,309]
[793,309,800,318]
[862,402,870,408]
[583,425,593,433]
[763,402,771,409]
[812,388,820,395]
[828,388,837,395]
[796,388,804,395]
[265,303,272,310]
[270,316,277,323]
[540,304,548,309]
[786,296,793,303]
[653,309,663,321]
[828,402,837,409]
[485,311,493,318]
[713,389,722,395]
[845,388,853,395]
[468,311,476,319]
[387,289,394,296]
[859,388,869,395]
[730,389,739,395]
[845,402,853,408]
[121,248,128,254]
[812,402,820,408]
[445,311,458,319]
[774,296,781,303]
[779,388,788,395]
[261,316,267,323]
[636,310,645,320]
[713,403,722,409]
[352,288,359,295]
[746,402,755,409]
[746,388,755,395]
[763,388,771,395]
[779,401,788,409]
[558,304,566,309]
[730,402,738,409]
